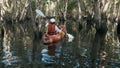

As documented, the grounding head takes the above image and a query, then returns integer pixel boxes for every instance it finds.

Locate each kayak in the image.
[42,31,65,45]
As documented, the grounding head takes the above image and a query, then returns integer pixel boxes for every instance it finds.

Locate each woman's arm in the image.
[55,25,62,33]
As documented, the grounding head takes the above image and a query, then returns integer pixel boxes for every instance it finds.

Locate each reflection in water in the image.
[41,43,81,68]
[2,52,21,67]
[41,45,62,64]
[1,34,22,67]
[1,34,120,68]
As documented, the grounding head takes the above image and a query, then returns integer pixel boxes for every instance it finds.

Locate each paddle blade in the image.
[35,9,46,17]
[67,33,74,42]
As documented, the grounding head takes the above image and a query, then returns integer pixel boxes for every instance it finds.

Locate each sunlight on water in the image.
[1,36,22,67]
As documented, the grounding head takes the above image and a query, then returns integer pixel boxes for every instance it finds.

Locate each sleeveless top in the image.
[47,24,56,35]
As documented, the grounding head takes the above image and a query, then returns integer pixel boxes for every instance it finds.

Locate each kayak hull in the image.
[42,32,65,45]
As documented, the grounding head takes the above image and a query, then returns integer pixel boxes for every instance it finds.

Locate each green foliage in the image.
[8,0,12,6]
[67,0,78,14]
[31,1,36,11]
[86,0,93,7]
[80,1,86,11]
[115,0,120,9]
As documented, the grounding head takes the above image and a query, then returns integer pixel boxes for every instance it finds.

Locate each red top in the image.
[47,24,56,35]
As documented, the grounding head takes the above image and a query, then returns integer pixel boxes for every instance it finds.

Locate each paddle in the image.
[35,9,74,42]
[35,9,46,18]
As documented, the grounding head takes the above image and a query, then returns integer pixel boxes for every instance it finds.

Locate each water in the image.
[0,40,81,68]
[1,43,120,68]
[1,52,22,68]
[0,35,120,68]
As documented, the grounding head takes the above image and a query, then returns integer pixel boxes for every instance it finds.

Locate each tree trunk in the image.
[0,27,4,54]
[77,0,84,67]
[117,19,120,44]
[91,0,101,67]
[91,0,108,68]
[29,1,42,61]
